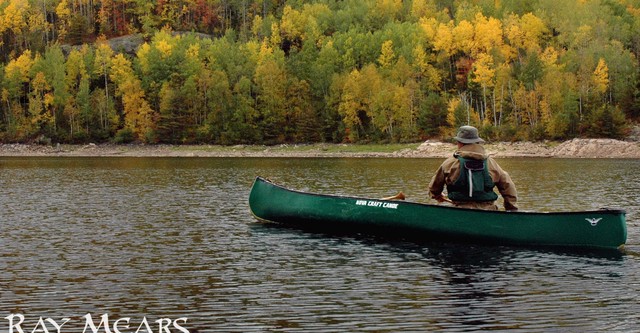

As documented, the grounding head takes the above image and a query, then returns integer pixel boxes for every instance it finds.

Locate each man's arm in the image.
[429,163,448,203]
[488,158,518,210]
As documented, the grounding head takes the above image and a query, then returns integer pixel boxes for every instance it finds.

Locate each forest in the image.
[0,0,639,144]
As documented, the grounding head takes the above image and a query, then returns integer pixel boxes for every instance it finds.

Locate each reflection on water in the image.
[0,157,639,332]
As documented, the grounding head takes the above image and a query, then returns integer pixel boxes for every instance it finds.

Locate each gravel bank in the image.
[1,139,639,158]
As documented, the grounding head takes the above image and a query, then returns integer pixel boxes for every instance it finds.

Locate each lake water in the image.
[1,157,639,332]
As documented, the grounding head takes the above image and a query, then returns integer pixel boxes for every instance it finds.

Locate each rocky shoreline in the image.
[413,138,640,158]
[1,138,639,158]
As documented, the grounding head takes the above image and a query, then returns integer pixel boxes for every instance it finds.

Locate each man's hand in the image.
[433,195,449,203]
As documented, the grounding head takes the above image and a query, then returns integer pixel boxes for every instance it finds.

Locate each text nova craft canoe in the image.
[249,177,627,250]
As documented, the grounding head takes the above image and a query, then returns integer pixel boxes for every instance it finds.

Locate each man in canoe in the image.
[429,125,518,211]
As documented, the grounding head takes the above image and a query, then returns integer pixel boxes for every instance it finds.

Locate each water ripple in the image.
[0,157,638,332]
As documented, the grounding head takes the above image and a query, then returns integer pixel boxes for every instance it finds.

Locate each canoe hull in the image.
[249,177,627,250]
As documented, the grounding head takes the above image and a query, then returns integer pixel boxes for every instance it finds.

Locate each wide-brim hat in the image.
[454,125,484,144]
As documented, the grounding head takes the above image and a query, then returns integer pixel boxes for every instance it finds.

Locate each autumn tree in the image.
[2,50,35,140]
[64,47,89,139]
[109,53,155,142]
[337,67,370,142]
[93,35,116,135]
[253,42,288,143]
[30,45,69,139]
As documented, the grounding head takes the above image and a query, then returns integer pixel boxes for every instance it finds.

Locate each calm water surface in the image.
[1,157,639,332]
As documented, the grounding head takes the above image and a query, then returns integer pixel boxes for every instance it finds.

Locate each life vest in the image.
[447,156,498,202]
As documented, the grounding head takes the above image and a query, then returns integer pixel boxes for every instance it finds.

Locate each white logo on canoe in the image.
[355,200,399,209]
[585,218,602,226]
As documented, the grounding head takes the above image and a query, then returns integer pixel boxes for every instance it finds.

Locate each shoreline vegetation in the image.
[2,138,640,159]
[0,2,638,147]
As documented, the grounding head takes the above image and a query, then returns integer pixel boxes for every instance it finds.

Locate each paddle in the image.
[380,192,454,204]
[440,197,453,204]
[381,192,406,201]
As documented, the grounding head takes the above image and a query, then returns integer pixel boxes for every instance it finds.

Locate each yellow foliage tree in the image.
[540,46,561,69]
[432,21,455,58]
[592,58,609,95]
[55,0,71,41]
[3,0,30,44]
[472,13,503,57]
[375,0,403,21]
[2,50,34,132]
[419,17,438,42]
[251,15,263,38]
[300,3,331,43]
[471,53,495,122]
[19,68,54,139]
[412,46,441,91]
[378,40,395,69]
[505,13,547,55]
[519,13,547,53]
[452,20,474,55]
[446,97,465,130]
[472,53,495,88]
[269,22,282,48]
[338,65,385,141]
[110,53,156,142]
[93,35,114,131]
[280,6,304,41]
[338,71,362,141]
[410,0,437,19]
[254,46,288,142]
[4,49,33,84]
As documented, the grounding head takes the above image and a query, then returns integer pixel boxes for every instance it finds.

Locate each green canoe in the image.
[249,177,627,250]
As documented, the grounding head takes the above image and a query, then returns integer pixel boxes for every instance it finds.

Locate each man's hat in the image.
[454,125,484,144]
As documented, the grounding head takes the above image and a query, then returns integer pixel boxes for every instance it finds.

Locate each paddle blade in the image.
[381,192,405,201]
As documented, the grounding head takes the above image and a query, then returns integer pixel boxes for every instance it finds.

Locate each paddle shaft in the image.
[381,192,405,201]
[382,192,453,203]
